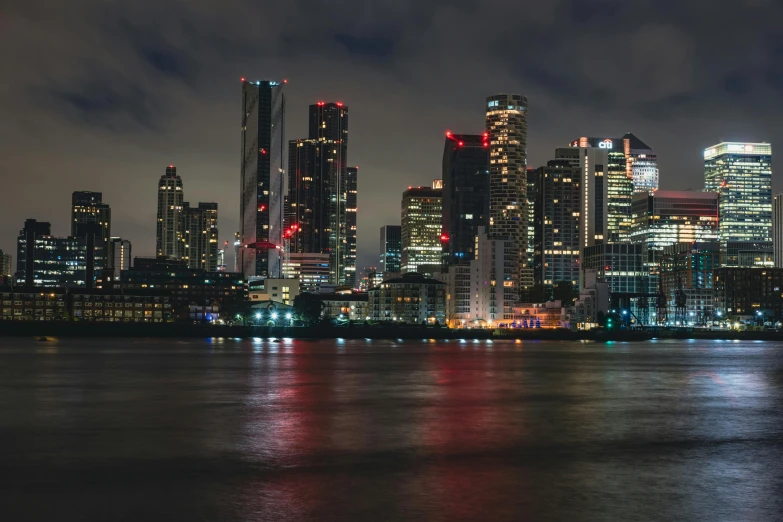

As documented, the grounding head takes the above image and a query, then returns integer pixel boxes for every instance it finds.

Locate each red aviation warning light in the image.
[336,102,343,106]
[317,101,325,106]
[258,204,266,212]
[440,233,450,242]
[458,141,464,147]
[261,148,267,155]
[241,77,246,82]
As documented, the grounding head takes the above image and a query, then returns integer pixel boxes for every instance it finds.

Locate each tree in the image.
[521,283,549,303]
[553,281,578,306]
[293,293,324,326]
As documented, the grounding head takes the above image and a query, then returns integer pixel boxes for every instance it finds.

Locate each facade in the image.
[248,277,300,305]
[532,160,581,290]
[401,184,443,274]
[16,219,105,288]
[183,202,219,271]
[630,190,720,263]
[774,193,783,268]
[0,250,12,279]
[121,257,246,311]
[486,93,527,299]
[512,301,570,329]
[317,292,369,321]
[723,241,774,267]
[287,139,327,256]
[240,79,285,279]
[714,267,783,321]
[704,142,772,248]
[569,133,657,239]
[156,166,184,259]
[282,252,330,293]
[0,289,173,323]
[379,225,402,273]
[660,242,720,325]
[71,191,111,251]
[441,132,489,265]
[108,238,132,274]
[345,166,358,287]
[369,272,446,324]
[582,243,650,306]
[572,270,610,330]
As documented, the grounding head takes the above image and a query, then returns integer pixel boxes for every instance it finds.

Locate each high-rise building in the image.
[774,193,783,268]
[156,165,184,259]
[660,242,720,325]
[71,191,111,252]
[240,79,285,279]
[704,142,772,248]
[401,183,443,274]
[569,133,656,239]
[379,225,402,274]
[287,139,325,254]
[108,238,132,273]
[441,132,490,266]
[16,219,105,288]
[0,250,12,284]
[345,166,358,288]
[183,202,218,271]
[233,232,240,273]
[486,94,527,302]
[630,191,720,253]
[532,160,581,291]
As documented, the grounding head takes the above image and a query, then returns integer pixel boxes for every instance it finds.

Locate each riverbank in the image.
[2,321,783,341]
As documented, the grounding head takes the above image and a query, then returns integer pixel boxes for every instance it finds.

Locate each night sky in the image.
[2,1,782,273]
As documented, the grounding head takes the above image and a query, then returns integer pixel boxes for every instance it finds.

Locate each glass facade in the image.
[72,191,111,254]
[379,225,402,273]
[441,133,489,266]
[282,252,330,294]
[704,142,772,248]
[401,186,443,274]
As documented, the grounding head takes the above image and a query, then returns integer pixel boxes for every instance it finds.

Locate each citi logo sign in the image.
[598,139,613,149]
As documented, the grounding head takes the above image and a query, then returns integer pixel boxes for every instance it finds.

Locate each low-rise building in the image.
[248,277,300,305]
[714,267,783,323]
[369,272,446,324]
[510,301,570,329]
[317,292,370,321]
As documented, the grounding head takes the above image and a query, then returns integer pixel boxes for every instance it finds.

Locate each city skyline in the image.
[3,2,783,274]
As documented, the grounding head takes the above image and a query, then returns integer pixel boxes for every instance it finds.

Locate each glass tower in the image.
[704,142,772,245]
[240,79,285,278]
[401,184,443,274]
[156,166,184,259]
[379,225,402,274]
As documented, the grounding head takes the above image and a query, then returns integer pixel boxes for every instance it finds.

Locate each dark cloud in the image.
[2,0,783,273]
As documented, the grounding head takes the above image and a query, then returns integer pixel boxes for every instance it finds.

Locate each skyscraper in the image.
[0,250,12,283]
[532,160,581,291]
[156,165,184,259]
[72,191,111,253]
[240,79,285,278]
[401,183,443,274]
[441,132,490,266]
[345,166,358,287]
[774,193,783,268]
[183,202,219,271]
[287,139,325,254]
[704,142,772,249]
[486,94,527,303]
[379,225,402,273]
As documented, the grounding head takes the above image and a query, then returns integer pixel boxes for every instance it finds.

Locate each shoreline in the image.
[1,322,782,342]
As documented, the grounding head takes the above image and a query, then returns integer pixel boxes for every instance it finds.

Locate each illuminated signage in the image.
[598,139,613,149]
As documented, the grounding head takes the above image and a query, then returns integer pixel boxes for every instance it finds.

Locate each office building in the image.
[345,165,358,287]
[183,202,218,271]
[156,165,184,259]
[660,242,720,325]
[0,250,11,277]
[71,191,111,251]
[248,278,300,305]
[714,267,783,322]
[441,132,489,265]
[724,241,774,267]
[569,133,657,240]
[486,93,527,301]
[582,243,650,317]
[401,183,443,274]
[240,78,285,279]
[704,142,772,248]
[369,272,446,324]
[630,190,720,256]
[524,167,537,291]
[379,225,402,273]
[287,139,325,254]
[16,219,105,288]
[282,252,331,293]
[108,238,132,274]
[531,160,581,290]
[774,193,783,268]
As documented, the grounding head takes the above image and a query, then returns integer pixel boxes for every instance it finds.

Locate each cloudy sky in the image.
[2,0,782,272]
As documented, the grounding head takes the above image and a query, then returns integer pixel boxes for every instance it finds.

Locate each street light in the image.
[271,312,278,320]
[285,313,292,320]
[255,313,261,319]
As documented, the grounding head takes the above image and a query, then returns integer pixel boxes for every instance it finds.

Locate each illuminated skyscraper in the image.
[156,165,184,259]
[72,191,111,254]
[401,183,443,274]
[704,142,772,264]
[441,132,490,266]
[183,202,218,271]
[486,94,527,306]
[774,193,783,268]
[240,79,285,278]
[345,166,358,287]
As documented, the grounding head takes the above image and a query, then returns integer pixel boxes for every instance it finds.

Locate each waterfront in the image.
[1,338,781,521]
